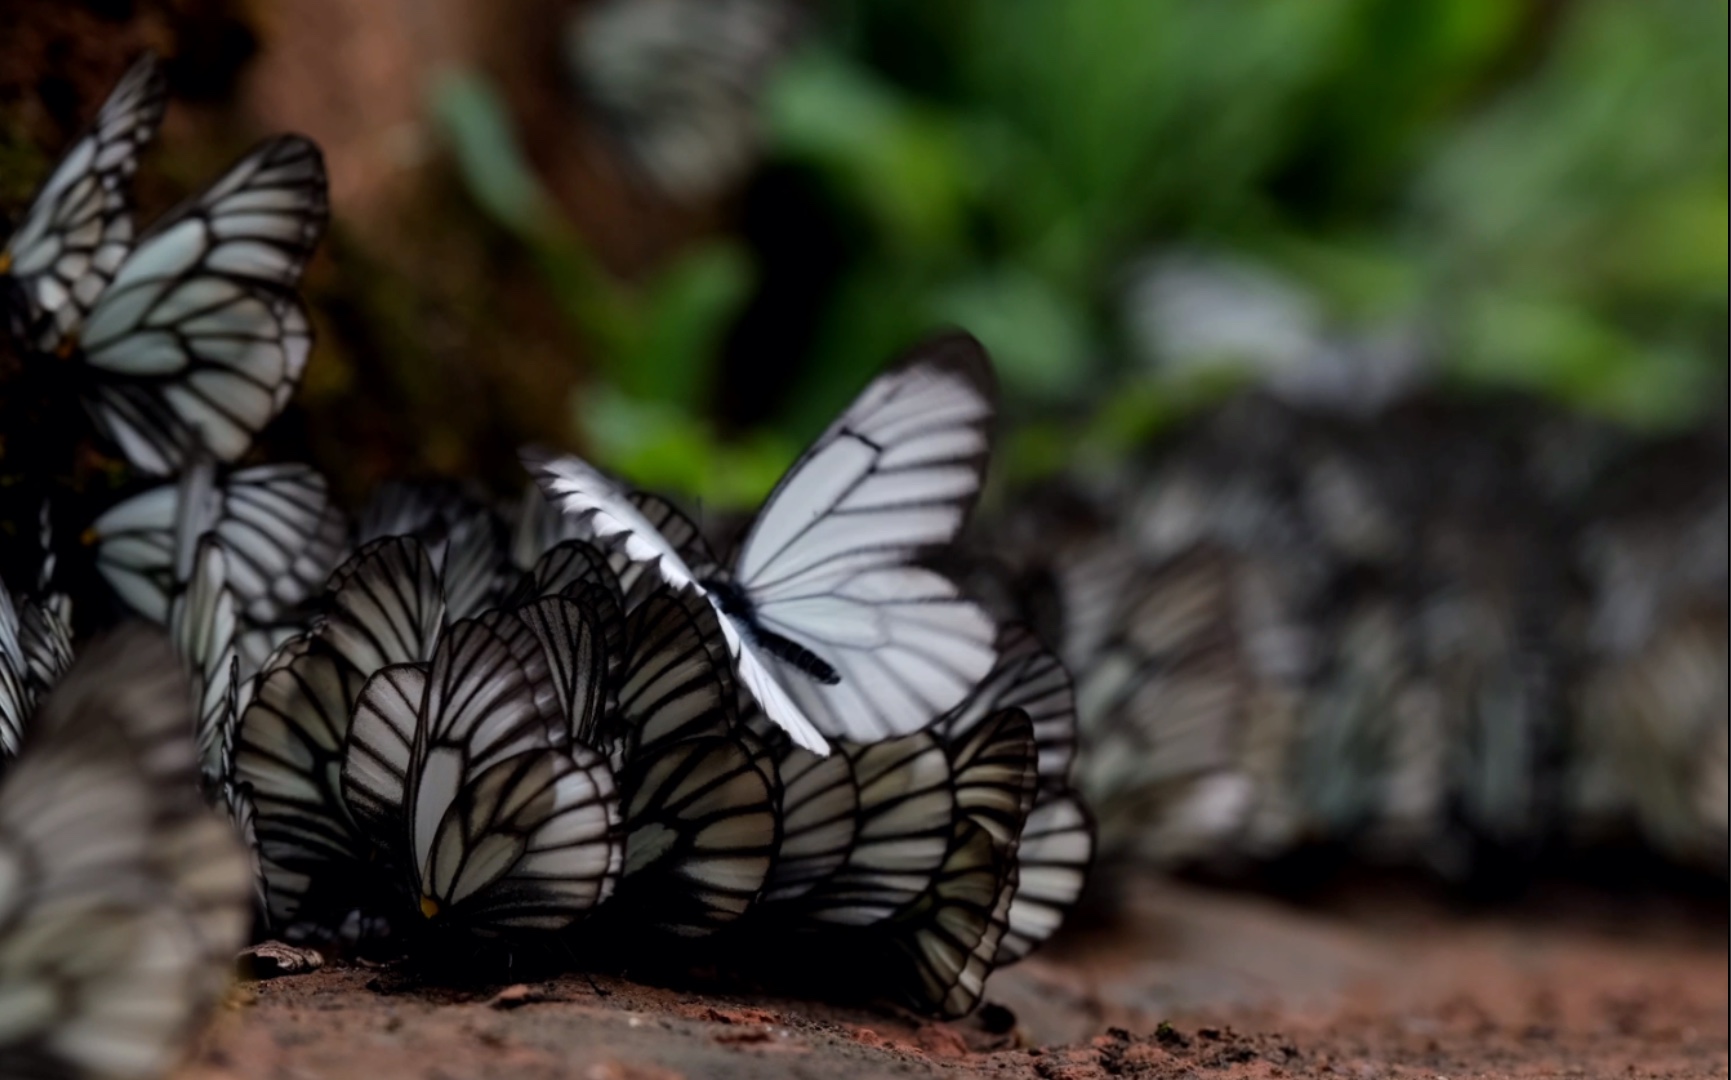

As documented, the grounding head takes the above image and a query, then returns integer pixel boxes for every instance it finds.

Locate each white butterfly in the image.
[0,626,252,1079]
[2,55,329,475]
[1,53,166,352]
[530,331,1002,754]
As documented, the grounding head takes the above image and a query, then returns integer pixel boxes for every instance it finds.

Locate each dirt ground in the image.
[178,872,1726,1080]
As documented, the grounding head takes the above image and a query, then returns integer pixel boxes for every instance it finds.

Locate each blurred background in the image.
[1,0,1725,896]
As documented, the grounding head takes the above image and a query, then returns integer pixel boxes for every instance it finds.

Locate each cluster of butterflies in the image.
[981,392,1727,887]
[0,58,1094,1079]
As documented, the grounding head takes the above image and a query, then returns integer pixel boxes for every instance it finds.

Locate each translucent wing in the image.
[530,450,829,754]
[421,745,622,933]
[168,534,240,786]
[945,709,1038,849]
[733,332,1000,742]
[93,463,346,627]
[342,662,428,850]
[319,538,446,675]
[1,53,166,351]
[610,732,779,936]
[77,135,329,473]
[796,733,955,927]
[0,579,73,757]
[358,480,518,621]
[760,743,858,903]
[939,624,1077,791]
[996,793,1093,964]
[0,626,251,1076]
[617,586,738,761]
[232,642,369,926]
[404,621,545,881]
[885,817,1018,1018]
[518,595,609,745]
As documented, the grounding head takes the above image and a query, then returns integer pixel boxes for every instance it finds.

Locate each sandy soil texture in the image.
[176,874,1727,1080]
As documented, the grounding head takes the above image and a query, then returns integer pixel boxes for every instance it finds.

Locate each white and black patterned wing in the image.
[884,817,1018,1018]
[733,332,1000,742]
[213,464,348,624]
[404,620,544,882]
[797,733,955,927]
[342,662,428,855]
[231,641,368,926]
[568,0,800,202]
[77,135,328,473]
[945,708,1038,849]
[518,596,609,745]
[0,580,73,757]
[1,53,166,352]
[940,624,1077,791]
[996,792,1093,964]
[168,534,240,786]
[529,451,830,755]
[0,626,251,1076]
[617,586,738,762]
[93,464,344,631]
[319,537,446,675]
[420,745,622,934]
[611,732,778,936]
[760,742,858,903]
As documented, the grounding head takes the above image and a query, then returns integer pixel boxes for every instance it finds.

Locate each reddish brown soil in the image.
[178,875,1727,1080]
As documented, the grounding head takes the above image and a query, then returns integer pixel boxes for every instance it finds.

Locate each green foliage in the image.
[439,1,1727,501]
[770,0,1726,455]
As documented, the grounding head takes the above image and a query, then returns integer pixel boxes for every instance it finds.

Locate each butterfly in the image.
[749,707,1039,1016]
[343,615,622,937]
[357,480,520,623]
[0,625,252,1079]
[565,0,803,201]
[509,554,781,941]
[937,625,1093,964]
[231,537,446,930]
[2,54,329,475]
[530,331,1002,755]
[0,54,166,352]
[90,459,348,672]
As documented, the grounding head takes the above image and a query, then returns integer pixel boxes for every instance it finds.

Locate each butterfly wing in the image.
[77,135,329,473]
[732,332,1000,742]
[1,53,166,351]
[422,745,622,933]
[529,450,830,754]
[995,792,1093,964]
[0,626,250,1076]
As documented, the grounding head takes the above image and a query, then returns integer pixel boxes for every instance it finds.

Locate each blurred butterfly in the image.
[1,54,329,475]
[530,331,1002,755]
[0,572,74,759]
[0,625,252,1079]
[566,0,802,201]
